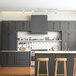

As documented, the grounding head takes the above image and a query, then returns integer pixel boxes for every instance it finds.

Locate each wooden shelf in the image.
[17,40,62,43]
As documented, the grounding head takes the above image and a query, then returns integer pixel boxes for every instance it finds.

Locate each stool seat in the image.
[55,58,67,61]
[37,58,49,61]
[74,58,76,61]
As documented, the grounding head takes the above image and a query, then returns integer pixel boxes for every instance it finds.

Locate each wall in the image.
[0,11,76,21]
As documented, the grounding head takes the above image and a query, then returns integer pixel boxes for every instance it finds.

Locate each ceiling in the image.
[0,0,76,11]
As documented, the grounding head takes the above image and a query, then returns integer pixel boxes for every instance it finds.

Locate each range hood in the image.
[30,15,48,34]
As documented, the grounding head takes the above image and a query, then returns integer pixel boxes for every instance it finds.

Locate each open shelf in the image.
[17,40,62,43]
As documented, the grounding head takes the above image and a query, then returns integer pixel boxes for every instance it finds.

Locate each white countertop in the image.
[35,51,76,54]
[0,50,30,52]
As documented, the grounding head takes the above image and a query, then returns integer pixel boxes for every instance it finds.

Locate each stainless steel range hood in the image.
[30,15,48,34]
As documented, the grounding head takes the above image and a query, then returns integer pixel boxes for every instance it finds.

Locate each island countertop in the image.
[35,51,76,54]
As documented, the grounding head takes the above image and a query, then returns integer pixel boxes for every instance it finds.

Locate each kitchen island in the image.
[35,51,76,76]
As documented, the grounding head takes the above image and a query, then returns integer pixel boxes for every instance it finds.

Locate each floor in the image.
[0,67,35,76]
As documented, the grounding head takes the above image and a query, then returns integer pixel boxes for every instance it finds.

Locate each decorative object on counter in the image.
[19,45,26,51]
[68,48,70,52]
[49,45,59,51]
[64,42,68,51]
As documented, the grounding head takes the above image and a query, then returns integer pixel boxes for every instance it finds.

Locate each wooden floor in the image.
[0,67,35,76]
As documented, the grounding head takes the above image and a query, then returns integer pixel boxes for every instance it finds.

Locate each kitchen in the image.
[0,0,76,76]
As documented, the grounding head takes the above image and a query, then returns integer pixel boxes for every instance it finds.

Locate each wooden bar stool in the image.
[55,58,67,76]
[37,58,49,76]
[73,58,76,76]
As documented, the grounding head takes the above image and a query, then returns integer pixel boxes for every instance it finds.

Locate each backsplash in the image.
[17,32,62,51]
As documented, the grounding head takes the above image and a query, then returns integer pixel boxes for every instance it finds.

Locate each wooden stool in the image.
[55,58,67,76]
[37,58,49,76]
[73,58,76,76]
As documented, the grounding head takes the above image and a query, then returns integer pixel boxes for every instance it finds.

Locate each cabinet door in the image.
[53,21,61,31]
[8,21,16,32]
[8,21,17,50]
[1,53,8,67]
[0,53,2,66]
[16,21,23,31]
[2,21,9,50]
[8,53,15,66]
[48,21,54,31]
[68,21,76,32]
[15,52,30,67]
[62,32,68,50]
[23,21,30,31]
[68,32,76,51]
[61,21,69,32]
[9,32,17,50]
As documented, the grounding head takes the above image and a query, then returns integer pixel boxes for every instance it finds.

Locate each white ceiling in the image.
[0,0,76,11]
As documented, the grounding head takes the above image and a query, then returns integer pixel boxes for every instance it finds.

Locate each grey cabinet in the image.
[61,21,69,32]
[62,32,76,51]
[68,32,76,51]
[8,52,15,66]
[15,52,30,67]
[1,21,9,50]
[16,21,23,31]
[48,21,54,31]
[62,32,68,50]
[23,21,30,31]
[0,52,30,67]
[9,32,17,50]
[1,53,8,67]
[16,21,30,31]
[53,21,61,31]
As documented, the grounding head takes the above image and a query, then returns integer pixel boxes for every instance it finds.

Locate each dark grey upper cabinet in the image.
[30,15,48,34]
[48,21,54,31]
[68,21,76,32]
[8,21,16,32]
[61,21,69,32]
[62,32,68,50]
[53,21,61,31]
[15,21,30,31]
[62,32,76,51]
[9,32,17,50]
[68,32,76,51]
[1,21,9,50]
[16,21,23,31]
[23,21,30,31]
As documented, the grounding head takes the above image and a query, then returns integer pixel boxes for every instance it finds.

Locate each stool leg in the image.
[64,61,67,76]
[55,61,58,76]
[73,61,75,76]
[37,61,40,76]
[46,61,49,76]
[74,62,76,76]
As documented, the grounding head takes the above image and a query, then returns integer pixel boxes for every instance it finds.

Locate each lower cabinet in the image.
[0,52,30,67]
[15,52,30,67]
